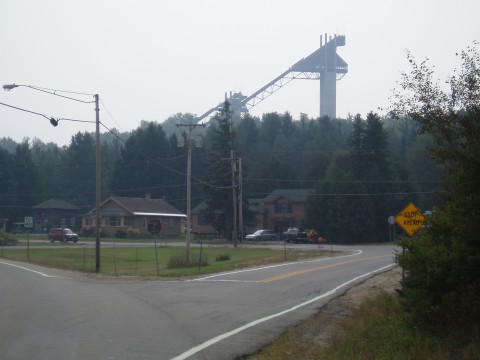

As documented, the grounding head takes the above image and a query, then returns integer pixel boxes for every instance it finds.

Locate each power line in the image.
[0,101,52,121]
[244,178,442,184]
[17,84,95,103]
[100,121,234,189]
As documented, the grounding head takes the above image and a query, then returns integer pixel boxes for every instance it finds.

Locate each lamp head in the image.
[3,84,19,91]
[50,118,59,127]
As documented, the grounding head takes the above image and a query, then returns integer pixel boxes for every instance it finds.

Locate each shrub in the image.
[167,252,209,268]
[115,229,127,239]
[0,232,18,246]
[127,228,140,238]
[215,253,231,262]
[82,227,95,237]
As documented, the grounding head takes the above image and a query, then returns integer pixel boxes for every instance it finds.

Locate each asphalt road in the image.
[0,244,396,360]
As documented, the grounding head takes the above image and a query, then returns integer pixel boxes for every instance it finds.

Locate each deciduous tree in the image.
[391,43,480,330]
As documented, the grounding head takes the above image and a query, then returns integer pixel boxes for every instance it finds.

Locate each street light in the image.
[3,84,18,91]
[3,83,102,273]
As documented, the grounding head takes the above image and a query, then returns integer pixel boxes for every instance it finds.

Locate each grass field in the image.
[0,241,334,277]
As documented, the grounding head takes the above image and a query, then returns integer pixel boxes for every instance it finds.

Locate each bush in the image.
[167,252,209,268]
[115,229,127,239]
[82,227,94,237]
[0,232,18,246]
[81,228,107,238]
[215,253,231,262]
[127,228,140,238]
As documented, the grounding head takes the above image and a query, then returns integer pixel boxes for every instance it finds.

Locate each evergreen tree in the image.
[11,141,40,220]
[258,112,282,147]
[30,139,63,202]
[100,136,122,199]
[235,113,258,153]
[362,112,392,180]
[62,132,96,207]
[304,151,375,243]
[346,112,399,241]
[0,147,14,221]
[111,122,175,201]
[304,152,330,183]
[203,101,236,241]
[247,156,296,197]
[348,113,365,177]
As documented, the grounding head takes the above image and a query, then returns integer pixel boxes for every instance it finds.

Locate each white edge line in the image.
[0,260,65,278]
[171,263,396,360]
[193,249,363,282]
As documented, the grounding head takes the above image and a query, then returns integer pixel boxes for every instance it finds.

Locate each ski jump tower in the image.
[297,34,347,118]
[197,34,347,122]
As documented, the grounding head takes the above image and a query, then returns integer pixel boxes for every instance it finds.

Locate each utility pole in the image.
[238,157,243,242]
[176,122,205,263]
[94,94,101,273]
[231,150,238,247]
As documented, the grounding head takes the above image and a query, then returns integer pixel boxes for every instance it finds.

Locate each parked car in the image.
[282,227,309,243]
[48,228,79,243]
[245,229,277,241]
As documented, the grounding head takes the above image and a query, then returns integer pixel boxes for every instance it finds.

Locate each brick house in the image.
[260,189,312,235]
[191,189,312,239]
[82,195,186,237]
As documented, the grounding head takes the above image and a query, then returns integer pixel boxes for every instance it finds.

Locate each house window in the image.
[84,218,93,227]
[142,218,148,228]
[198,213,208,225]
[169,218,174,227]
[275,202,292,214]
[108,217,122,226]
[124,217,134,227]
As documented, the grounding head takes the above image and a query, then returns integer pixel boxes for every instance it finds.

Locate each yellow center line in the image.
[261,255,390,283]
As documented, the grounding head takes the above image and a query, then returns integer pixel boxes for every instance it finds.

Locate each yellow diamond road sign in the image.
[395,202,426,236]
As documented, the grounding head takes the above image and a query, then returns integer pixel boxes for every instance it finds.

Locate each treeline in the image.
[0,111,442,243]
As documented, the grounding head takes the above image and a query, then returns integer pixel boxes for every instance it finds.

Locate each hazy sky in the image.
[1,0,479,145]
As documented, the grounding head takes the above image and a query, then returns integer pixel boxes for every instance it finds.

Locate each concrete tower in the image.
[291,34,347,119]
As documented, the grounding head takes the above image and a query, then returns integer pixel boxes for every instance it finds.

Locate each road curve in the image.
[0,244,396,360]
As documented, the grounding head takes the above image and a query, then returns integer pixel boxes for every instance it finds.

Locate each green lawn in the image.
[0,243,335,277]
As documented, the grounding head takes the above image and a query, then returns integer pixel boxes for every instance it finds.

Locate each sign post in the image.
[148,220,162,276]
[24,216,33,261]
[395,202,426,282]
[387,216,395,243]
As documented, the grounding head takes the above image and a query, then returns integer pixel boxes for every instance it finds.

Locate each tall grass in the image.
[247,293,480,360]
[322,294,446,360]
